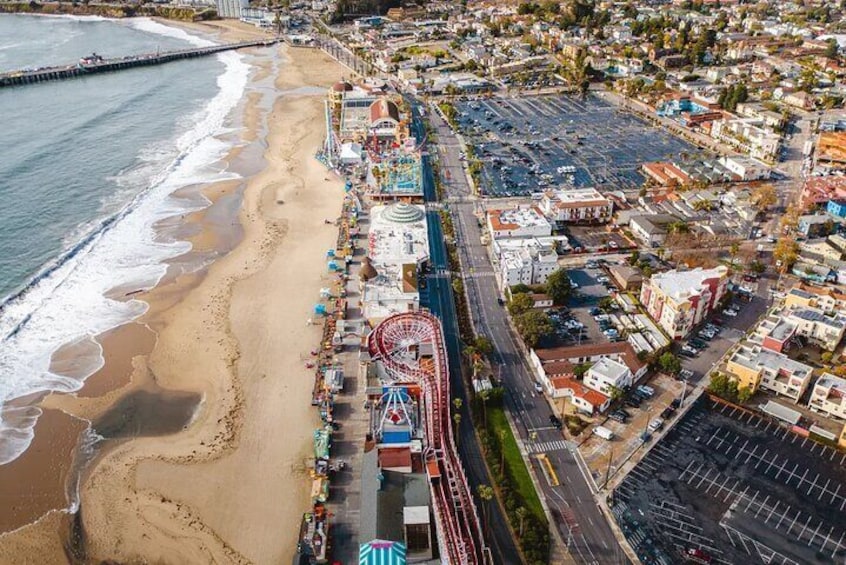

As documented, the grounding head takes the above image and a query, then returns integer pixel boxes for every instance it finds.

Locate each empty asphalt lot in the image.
[611,395,846,565]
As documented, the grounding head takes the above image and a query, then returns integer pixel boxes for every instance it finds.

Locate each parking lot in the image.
[611,395,846,565]
[676,288,771,386]
[454,95,700,196]
[581,373,685,486]
[566,225,635,253]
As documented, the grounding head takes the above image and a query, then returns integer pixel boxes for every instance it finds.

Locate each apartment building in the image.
[808,373,846,421]
[756,305,846,352]
[726,344,813,402]
[711,117,781,162]
[640,266,729,340]
[540,188,613,224]
[498,245,560,287]
[784,283,846,315]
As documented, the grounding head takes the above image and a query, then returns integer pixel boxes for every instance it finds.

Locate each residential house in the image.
[629,214,680,246]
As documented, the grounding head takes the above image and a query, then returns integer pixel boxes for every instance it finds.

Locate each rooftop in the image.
[534,342,645,375]
[487,206,552,233]
[588,357,630,382]
[544,187,611,209]
[814,373,846,396]
[730,345,813,379]
[648,266,728,302]
[549,376,609,408]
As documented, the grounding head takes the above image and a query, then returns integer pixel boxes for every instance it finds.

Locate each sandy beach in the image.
[0,28,348,564]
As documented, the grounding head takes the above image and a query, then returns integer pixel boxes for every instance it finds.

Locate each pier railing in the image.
[0,39,279,88]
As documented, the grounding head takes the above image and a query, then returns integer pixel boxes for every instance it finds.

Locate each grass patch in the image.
[485,404,545,521]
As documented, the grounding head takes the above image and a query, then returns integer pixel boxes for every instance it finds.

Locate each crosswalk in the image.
[525,440,569,454]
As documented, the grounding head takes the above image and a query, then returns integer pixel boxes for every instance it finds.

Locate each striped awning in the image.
[359,539,407,565]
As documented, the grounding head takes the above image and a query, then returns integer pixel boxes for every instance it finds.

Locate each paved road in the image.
[412,105,522,565]
[424,101,628,565]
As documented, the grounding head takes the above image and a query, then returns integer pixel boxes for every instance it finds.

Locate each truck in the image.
[593,426,614,440]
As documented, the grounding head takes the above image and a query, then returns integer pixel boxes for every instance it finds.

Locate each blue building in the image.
[826,200,846,218]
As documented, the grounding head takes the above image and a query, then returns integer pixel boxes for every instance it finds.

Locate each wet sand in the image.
[0,40,348,564]
[0,408,87,534]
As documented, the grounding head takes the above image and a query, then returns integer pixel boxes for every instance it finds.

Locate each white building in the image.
[718,155,772,181]
[711,117,781,162]
[584,357,633,397]
[499,246,559,287]
[361,203,429,322]
[808,373,846,421]
[216,0,248,18]
[540,188,613,224]
[486,206,552,239]
[640,266,729,339]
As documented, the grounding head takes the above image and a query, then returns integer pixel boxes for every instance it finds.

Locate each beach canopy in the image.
[359,540,407,565]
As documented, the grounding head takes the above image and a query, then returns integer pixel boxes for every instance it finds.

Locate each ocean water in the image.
[0,14,250,464]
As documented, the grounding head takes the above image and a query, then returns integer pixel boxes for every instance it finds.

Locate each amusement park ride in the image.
[368,311,490,564]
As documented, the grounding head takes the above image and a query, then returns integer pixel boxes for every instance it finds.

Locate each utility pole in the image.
[604,446,614,488]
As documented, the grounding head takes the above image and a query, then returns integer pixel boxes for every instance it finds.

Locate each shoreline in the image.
[0,22,348,563]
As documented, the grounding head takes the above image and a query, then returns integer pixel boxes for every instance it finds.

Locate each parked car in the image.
[724,309,738,317]
[670,398,682,409]
[549,414,563,430]
[648,418,665,432]
[660,407,675,419]
[625,397,642,408]
[637,385,655,397]
[689,339,708,349]
[679,369,694,381]
[589,307,601,316]
[681,345,699,356]
[609,411,627,423]
[534,382,543,393]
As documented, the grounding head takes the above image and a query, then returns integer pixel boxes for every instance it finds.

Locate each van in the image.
[593,426,614,440]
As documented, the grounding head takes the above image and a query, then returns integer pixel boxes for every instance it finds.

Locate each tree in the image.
[477,484,494,536]
[478,388,491,428]
[515,506,529,538]
[729,242,740,266]
[573,362,592,379]
[821,351,834,364]
[736,386,753,403]
[545,268,573,305]
[474,335,494,357]
[598,297,615,312]
[658,351,682,375]
[628,250,641,266]
[514,311,553,348]
[511,283,532,294]
[824,38,839,60]
[453,412,462,445]
[773,237,799,272]
[752,184,777,211]
[508,292,535,317]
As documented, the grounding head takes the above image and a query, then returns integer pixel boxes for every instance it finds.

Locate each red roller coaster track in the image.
[368,312,487,565]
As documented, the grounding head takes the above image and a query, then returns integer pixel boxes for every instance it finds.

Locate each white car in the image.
[534,382,543,393]
[724,309,738,317]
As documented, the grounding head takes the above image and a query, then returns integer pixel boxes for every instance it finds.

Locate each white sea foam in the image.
[0,25,249,465]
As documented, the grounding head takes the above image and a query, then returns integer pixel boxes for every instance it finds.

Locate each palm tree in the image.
[515,506,528,538]
[477,484,494,537]
[498,428,507,475]
[453,413,462,446]
[478,388,491,427]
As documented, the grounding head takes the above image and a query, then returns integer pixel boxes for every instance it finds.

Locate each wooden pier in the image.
[0,39,279,88]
